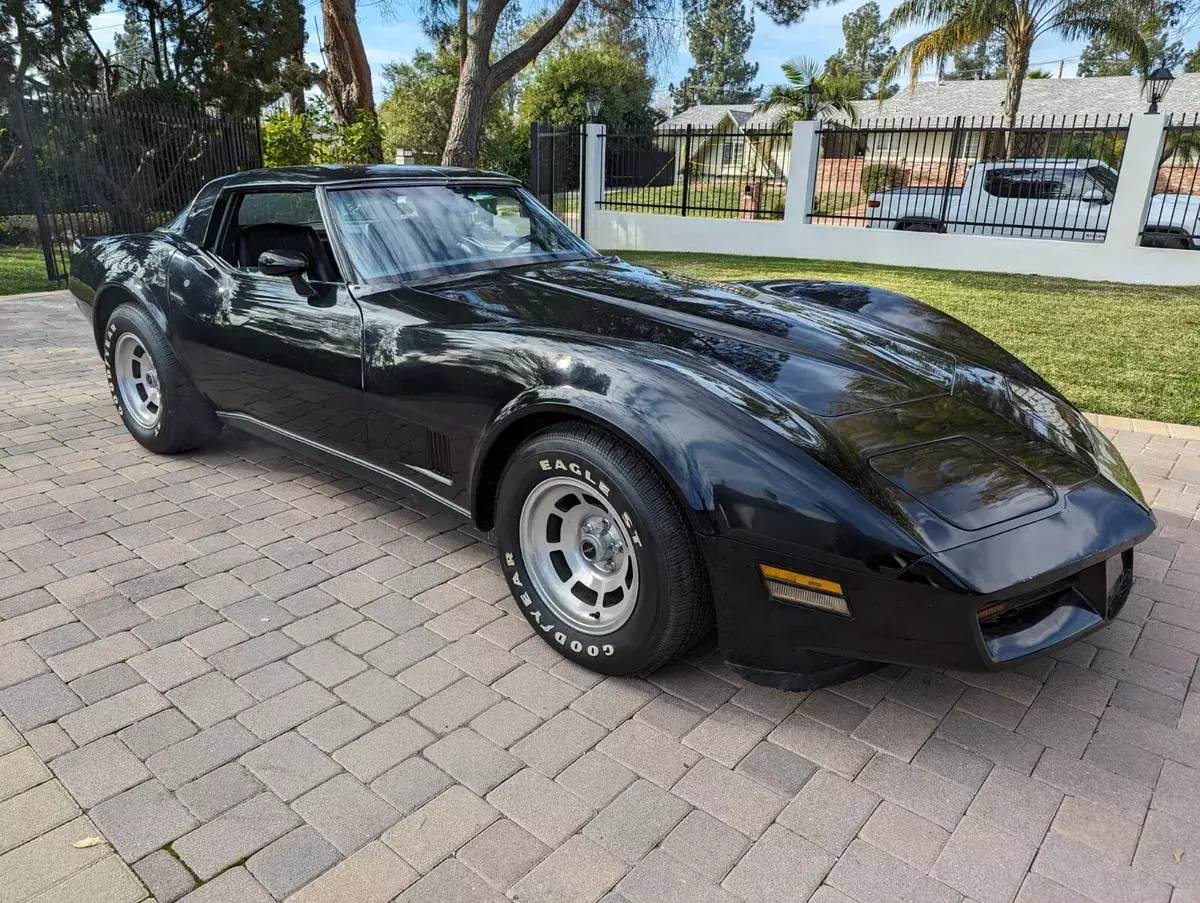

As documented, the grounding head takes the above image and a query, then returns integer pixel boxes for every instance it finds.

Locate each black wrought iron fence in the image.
[529,123,585,237]
[11,92,261,281]
[600,125,791,219]
[811,114,1131,241]
[1142,113,1200,250]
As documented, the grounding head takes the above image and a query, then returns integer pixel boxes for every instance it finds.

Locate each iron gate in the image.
[9,92,262,282]
[529,123,585,239]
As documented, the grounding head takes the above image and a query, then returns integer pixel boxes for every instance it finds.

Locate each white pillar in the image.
[1106,114,1166,249]
[785,120,821,224]
[583,123,606,242]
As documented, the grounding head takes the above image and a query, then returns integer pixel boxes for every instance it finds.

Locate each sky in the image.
[87,0,1196,106]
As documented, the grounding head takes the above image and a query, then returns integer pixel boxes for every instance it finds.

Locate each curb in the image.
[1083,412,1200,441]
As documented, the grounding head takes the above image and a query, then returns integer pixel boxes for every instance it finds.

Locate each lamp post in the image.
[802,81,822,120]
[1144,66,1175,114]
[586,92,601,123]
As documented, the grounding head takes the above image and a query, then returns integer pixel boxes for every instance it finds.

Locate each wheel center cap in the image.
[144,370,158,389]
[580,538,598,561]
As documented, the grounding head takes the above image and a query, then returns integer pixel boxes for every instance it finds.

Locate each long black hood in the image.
[450,257,957,418]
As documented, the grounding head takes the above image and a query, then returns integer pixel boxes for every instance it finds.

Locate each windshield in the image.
[327,184,595,283]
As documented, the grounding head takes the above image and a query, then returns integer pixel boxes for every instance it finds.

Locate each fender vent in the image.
[427,429,452,477]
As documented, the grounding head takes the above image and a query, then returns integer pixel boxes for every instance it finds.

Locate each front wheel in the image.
[103,302,220,454]
[495,423,713,676]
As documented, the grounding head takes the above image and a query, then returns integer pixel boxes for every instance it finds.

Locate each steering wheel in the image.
[502,235,535,254]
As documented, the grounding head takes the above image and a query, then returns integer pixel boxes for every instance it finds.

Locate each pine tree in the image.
[823,2,895,98]
[110,7,155,87]
[1076,0,1182,76]
[672,0,759,109]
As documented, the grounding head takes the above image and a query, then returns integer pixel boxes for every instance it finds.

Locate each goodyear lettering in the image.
[505,552,515,567]
[539,460,551,471]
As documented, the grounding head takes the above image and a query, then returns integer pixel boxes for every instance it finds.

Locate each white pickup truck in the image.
[864,158,1200,249]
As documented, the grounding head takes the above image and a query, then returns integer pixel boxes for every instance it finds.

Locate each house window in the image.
[721,140,743,165]
[876,132,902,154]
[961,131,982,160]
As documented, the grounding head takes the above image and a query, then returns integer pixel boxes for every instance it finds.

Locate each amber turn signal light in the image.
[758,565,851,617]
[976,601,1007,621]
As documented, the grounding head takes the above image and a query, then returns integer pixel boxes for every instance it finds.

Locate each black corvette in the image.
[69,164,1154,689]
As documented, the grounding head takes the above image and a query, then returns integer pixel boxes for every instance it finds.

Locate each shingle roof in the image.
[663,75,1200,130]
[659,104,784,129]
[854,73,1200,121]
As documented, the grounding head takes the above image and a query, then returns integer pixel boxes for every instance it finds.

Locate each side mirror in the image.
[1081,190,1110,205]
[258,249,314,296]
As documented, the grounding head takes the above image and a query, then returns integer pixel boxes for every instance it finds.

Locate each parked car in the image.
[69,165,1154,689]
[865,157,1200,248]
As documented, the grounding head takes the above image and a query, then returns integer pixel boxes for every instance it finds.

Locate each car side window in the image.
[212,189,343,284]
[983,169,1061,201]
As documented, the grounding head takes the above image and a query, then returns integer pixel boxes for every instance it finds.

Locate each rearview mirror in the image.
[1081,190,1110,205]
[258,249,315,296]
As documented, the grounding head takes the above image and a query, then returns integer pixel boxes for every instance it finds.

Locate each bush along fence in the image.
[7,92,261,282]
[580,115,1200,286]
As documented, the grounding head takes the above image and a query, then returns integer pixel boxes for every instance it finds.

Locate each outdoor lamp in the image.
[586,92,601,122]
[802,81,822,119]
[1144,66,1174,114]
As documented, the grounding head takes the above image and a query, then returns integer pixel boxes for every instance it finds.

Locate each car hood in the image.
[481,258,959,418]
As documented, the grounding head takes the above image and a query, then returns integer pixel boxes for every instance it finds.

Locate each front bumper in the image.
[701,517,1150,690]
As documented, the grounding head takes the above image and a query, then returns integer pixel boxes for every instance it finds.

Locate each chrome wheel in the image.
[518,476,640,636]
[113,333,162,429]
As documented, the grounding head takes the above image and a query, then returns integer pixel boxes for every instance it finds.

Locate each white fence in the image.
[581,117,1200,286]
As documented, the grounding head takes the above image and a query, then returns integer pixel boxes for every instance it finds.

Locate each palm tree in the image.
[882,0,1150,123]
[755,57,863,125]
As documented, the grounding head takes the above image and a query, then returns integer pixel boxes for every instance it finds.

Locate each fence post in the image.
[1105,114,1166,249]
[582,122,606,242]
[529,122,540,192]
[681,125,693,217]
[10,95,58,282]
[939,116,963,225]
[784,119,820,224]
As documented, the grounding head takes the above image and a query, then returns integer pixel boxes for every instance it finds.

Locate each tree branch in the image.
[486,0,585,91]
[0,144,21,183]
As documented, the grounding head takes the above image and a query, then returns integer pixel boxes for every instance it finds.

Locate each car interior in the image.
[215,190,343,283]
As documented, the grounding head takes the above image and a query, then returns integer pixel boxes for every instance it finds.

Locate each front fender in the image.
[470,385,719,536]
[470,356,926,578]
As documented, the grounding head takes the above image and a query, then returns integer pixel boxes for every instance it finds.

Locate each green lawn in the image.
[615,251,1200,427]
[0,247,56,296]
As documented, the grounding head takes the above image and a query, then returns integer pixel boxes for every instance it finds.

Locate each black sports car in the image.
[69,164,1154,689]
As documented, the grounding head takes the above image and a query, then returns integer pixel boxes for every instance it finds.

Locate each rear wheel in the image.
[103,302,220,454]
[495,423,713,676]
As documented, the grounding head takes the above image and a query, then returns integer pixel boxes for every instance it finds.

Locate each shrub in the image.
[860,163,907,194]
[262,110,316,167]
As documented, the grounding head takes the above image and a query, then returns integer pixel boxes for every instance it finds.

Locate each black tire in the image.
[102,302,220,454]
[897,220,943,233]
[495,422,713,676]
[1141,230,1192,250]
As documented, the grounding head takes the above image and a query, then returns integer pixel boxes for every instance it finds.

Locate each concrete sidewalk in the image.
[1,290,1199,903]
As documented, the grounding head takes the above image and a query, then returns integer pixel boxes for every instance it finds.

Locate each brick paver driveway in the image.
[2,291,1199,903]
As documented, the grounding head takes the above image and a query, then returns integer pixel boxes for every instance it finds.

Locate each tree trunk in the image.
[321,0,381,161]
[1002,35,1031,158]
[289,48,307,115]
[321,0,373,120]
[441,0,584,167]
[443,44,491,167]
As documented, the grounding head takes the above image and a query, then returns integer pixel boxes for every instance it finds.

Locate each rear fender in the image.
[92,276,171,350]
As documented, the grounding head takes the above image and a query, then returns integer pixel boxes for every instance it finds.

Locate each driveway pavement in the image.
[2,290,1200,903]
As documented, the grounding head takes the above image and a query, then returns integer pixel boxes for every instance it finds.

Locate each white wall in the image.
[584,117,1200,287]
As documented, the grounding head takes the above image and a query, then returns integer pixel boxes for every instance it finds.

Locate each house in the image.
[660,74,1200,164]
[651,105,790,182]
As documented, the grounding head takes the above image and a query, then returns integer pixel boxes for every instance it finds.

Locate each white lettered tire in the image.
[495,423,712,675]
